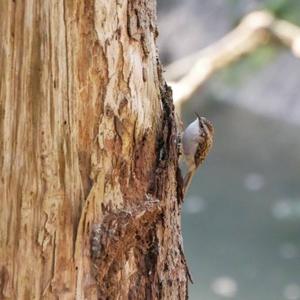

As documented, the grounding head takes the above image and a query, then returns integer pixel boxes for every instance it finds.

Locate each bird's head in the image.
[195,113,214,141]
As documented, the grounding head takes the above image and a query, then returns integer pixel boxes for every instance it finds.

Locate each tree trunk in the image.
[0,1,188,299]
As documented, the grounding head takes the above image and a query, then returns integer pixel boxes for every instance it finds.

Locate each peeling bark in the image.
[0,1,188,299]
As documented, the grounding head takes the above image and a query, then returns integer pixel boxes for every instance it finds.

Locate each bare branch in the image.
[168,11,300,108]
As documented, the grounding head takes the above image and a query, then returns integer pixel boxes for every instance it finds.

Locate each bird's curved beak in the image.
[194,112,201,120]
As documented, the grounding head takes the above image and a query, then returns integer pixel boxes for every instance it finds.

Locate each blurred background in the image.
[157,1,300,299]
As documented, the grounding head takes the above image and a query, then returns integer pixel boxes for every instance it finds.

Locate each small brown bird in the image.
[182,113,214,194]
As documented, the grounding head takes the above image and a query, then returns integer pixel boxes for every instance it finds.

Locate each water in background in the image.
[182,99,300,300]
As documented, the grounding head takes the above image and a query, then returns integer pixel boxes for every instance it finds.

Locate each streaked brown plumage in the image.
[182,113,214,194]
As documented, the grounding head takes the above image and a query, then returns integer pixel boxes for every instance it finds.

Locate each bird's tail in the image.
[183,169,195,195]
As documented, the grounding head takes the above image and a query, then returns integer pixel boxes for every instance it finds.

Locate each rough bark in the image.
[0,1,188,299]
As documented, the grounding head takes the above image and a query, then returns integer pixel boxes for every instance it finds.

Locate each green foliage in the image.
[228,0,300,28]
[265,0,300,25]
